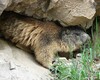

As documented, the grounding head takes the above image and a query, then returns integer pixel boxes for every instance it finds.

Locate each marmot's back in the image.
[0,12,61,47]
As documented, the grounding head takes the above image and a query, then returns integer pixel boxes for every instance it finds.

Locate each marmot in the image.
[0,12,90,68]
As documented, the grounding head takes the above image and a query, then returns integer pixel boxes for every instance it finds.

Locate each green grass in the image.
[51,47,99,80]
[91,17,100,58]
[50,17,100,80]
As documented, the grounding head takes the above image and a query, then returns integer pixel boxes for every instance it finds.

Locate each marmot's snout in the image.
[80,33,90,43]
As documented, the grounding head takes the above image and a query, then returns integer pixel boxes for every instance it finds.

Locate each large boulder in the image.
[0,39,53,80]
[2,0,96,29]
[45,0,96,28]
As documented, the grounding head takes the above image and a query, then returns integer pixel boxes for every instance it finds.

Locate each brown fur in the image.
[0,12,90,68]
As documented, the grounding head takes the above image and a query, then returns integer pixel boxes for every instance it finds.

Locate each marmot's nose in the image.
[81,33,90,43]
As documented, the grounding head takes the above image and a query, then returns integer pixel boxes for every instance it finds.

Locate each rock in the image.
[0,0,12,15]
[95,0,100,16]
[0,39,53,80]
[6,0,47,19]
[92,62,100,71]
[5,0,96,29]
[76,53,82,58]
[46,0,96,28]
[9,61,16,70]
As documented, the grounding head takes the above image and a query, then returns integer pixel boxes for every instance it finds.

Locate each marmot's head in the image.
[61,26,90,51]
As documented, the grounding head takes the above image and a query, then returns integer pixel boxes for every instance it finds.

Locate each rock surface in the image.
[45,0,96,28]
[0,0,12,15]
[0,0,96,29]
[95,0,100,16]
[0,39,53,80]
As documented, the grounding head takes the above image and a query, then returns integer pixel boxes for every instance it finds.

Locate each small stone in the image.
[76,53,82,58]
[9,61,16,70]
[58,57,68,63]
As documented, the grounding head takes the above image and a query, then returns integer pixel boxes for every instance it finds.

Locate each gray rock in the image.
[0,0,12,15]
[0,39,53,80]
